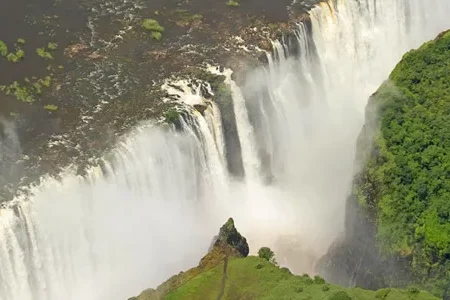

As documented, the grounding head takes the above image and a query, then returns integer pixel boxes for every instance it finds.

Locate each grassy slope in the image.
[355,30,450,292]
[164,256,438,300]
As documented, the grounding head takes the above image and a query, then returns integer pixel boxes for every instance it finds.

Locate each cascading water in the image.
[0,0,450,299]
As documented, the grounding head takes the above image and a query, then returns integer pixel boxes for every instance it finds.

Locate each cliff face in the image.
[320,30,450,296]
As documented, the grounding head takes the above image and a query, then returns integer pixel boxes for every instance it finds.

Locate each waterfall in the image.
[1,0,450,299]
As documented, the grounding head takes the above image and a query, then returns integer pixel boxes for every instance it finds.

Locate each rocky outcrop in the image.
[129,218,248,300]
[212,217,249,257]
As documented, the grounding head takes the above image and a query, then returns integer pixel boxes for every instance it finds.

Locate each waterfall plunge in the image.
[1,0,450,299]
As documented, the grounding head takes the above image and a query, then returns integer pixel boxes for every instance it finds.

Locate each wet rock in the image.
[64,43,89,58]
[86,52,104,60]
[214,217,249,257]
[258,52,269,64]
[193,103,208,114]
[258,39,272,52]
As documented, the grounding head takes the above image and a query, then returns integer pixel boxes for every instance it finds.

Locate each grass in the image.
[163,256,439,300]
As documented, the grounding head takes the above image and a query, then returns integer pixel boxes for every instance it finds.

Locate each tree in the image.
[258,247,276,264]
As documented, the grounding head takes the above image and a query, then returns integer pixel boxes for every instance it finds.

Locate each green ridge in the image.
[354,29,450,293]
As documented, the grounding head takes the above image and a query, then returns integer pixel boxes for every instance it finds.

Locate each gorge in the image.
[0,0,450,299]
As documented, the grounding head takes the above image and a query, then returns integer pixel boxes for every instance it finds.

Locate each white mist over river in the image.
[0,0,449,299]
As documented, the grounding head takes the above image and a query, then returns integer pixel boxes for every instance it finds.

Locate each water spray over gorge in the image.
[1,0,450,299]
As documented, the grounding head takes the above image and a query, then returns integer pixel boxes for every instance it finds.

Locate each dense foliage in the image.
[357,30,450,292]
[258,246,275,262]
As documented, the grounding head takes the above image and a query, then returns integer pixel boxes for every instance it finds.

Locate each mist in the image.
[1,0,450,299]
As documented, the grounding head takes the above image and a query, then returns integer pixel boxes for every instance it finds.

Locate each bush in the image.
[44,104,58,111]
[258,247,275,262]
[37,48,53,60]
[0,40,7,56]
[226,0,240,7]
[142,19,164,32]
[47,42,58,50]
[301,274,314,285]
[375,288,391,299]
[17,38,25,45]
[314,275,326,284]
[322,285,330,291]
[150,31,162,41]
[6,48,25,63]
[328,291,352,300]
[164,109,180,124]
[7,53,19,63]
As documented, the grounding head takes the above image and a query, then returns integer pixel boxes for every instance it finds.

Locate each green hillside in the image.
[340,30,450,294]
[128,219,439,300]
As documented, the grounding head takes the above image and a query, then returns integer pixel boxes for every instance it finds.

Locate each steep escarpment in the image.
[320,30,450,296]
[129,218,440,300]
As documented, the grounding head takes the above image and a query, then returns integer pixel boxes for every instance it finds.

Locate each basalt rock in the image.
[213,217,249,257]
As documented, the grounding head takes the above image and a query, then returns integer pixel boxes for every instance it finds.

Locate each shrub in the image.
[258,247,275,262]
[328,291,352,300]
[314,275,326,284]
[226,0,240,7]
[0,40,7,56]
[375,288,391,299]
[301,274,314,285]
[150,31,162,41]
[17,38,25,45]
[7,53,19,63]
[164,109,180,124]
[407,286,420,294]
[44,104,58,111]
[323,285,330,291]
[47,42,58,50]
[6,48,25,63]
[37,48,53,59]
[142,19,164,32]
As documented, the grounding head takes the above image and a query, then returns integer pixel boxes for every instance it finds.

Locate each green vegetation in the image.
[0,40,8,56]
[142,18,164,40]
[47,42,58,50]
[36,47,54,59]
[150,31,162,41]
[44,104,58,111]
[129,219,439,300]
[164,109,180,124]
[6,50,24,63]
[162,256,438,300]
[226,0,240,7]
[258,247,276,264]
[171,9,203,27]
[354,30,450,293]
[17,38,25,45]
[0,76,53,103]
